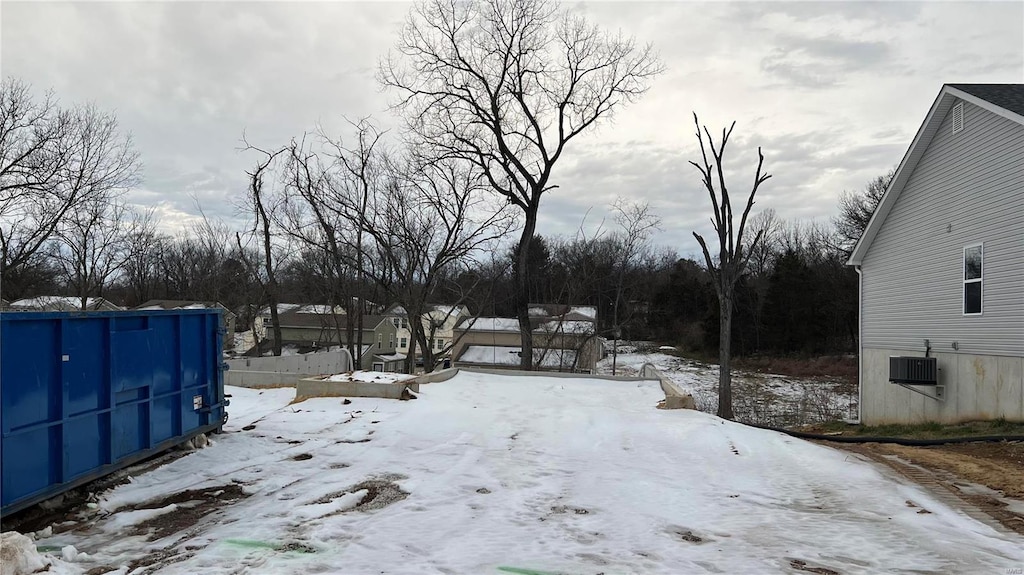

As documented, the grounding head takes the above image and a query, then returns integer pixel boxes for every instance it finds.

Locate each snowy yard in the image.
[600,348,858,426]
[23,372,1023,574]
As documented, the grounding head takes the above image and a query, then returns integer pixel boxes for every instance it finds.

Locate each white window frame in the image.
[377,333,383,349]
[400,337,407,349]
[963,243,983,316]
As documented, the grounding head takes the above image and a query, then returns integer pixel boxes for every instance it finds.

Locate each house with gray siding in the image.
[266,310,404,372]
[847,84,1024,425]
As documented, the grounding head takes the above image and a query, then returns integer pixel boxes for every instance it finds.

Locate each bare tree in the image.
[834,168,895,255]
[743,207,782,352]
[609,198,660,374]
[275,125,379,363]
[0,78,140,294]
[373,152,515,372]
[380,0,662,368]
[52,197,141,309]
[690,114,772,420]
[119,207,162,307]
[239,146,287,356]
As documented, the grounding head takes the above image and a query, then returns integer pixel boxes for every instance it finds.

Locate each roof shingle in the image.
[948,84,1024,117]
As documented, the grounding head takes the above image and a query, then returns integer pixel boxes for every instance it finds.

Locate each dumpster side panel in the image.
[1,310,225,516]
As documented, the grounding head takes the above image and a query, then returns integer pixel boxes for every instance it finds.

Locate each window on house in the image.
[964,244,983,315]
[390,334,394,348]
[437,339,444,350]
[378,333,383,349]
[392,318,400,328]
[400,337,407,349]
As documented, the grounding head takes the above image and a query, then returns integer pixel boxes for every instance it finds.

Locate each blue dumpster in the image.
[1,309,228,516]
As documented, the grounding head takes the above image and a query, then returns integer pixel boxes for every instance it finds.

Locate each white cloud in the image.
[2,1,1021,258]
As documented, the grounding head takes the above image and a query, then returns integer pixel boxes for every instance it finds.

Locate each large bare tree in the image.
[273,120,514,372]
[0,78,140,295]
[52,197,144,309]
[380,0,662,368]
[690,114,771,420]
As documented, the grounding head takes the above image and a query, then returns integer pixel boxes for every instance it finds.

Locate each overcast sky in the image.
[3,1,1022,258]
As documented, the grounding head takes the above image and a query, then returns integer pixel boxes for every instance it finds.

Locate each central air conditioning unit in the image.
[889,356,938,385]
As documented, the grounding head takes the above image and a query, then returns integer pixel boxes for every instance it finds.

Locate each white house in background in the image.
[451,304,601,373]
[9,296,124,312]
[386,303,472,360]
[847,83,1024,425]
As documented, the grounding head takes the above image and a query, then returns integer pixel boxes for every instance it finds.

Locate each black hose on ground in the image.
[742,422,1024,446]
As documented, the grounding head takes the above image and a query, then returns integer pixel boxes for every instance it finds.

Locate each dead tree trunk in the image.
[690,113,771,420]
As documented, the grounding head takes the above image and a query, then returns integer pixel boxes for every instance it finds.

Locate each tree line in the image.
[1,0,891,375]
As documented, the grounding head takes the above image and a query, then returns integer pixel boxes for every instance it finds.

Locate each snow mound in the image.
[1,532,47,575]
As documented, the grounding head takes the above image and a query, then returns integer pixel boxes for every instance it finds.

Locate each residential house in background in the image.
[266,310,404,372]
[9,296,124,312]
[134,299,238,350]
[385,303,472,363]
[847,83,1024,425]
[451,304,601,373]
[254,301,383,338]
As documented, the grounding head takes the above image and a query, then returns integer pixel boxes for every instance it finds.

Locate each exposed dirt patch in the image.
[551,505,589,515]
[126,547,196,574]
[336,438,371,444]
[314,473,409,513]
[677,530,703,543]
[835,442,1024,535]
[0,449,194,533]
[476,487,491,494]
[872,442,1024,499]
[291,453,313,461]
[278,541,317,553]
[788,558,840,574]
[132,484,248,541]
[242,425,256,431]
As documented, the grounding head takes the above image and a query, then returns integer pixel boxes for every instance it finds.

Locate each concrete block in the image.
[296,377,420,401]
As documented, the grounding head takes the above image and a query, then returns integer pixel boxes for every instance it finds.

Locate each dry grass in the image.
[807,418,1024,438]
[731,355,858,381]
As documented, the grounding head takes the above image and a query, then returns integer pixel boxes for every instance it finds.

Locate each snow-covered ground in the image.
[325,371,414,384]
[600,348,857,426]
[23,372,1022,574]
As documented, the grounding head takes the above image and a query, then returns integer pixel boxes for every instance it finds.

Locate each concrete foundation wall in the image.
[296,378,420,401]
[861,347,1024,424]
[226,350,353,388]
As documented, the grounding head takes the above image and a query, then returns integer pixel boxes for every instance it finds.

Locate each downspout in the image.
[854,265,863,424]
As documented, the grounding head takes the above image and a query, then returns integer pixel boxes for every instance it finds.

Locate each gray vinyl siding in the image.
[861,100,1024,356]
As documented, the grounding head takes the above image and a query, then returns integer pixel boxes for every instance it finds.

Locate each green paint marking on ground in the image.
[224,538,279,550]
[35,545,62,553]
[497,567,568,575]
